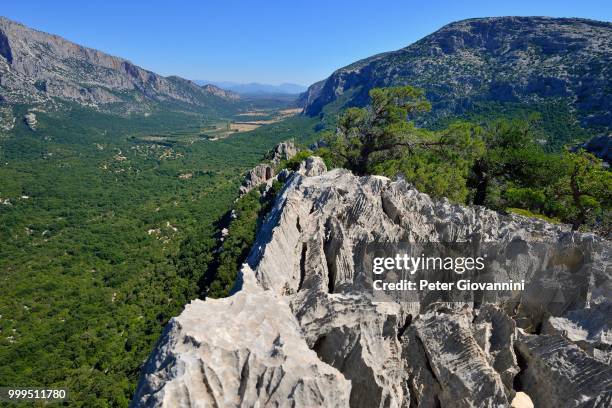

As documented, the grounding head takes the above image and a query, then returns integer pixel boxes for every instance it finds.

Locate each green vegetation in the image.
[178,180,284,299]
[314,89,597,152]
[506,208,560,224]
[278,150,313,171]
[0,104,317,407]
[432,99,592,151]
[323,86,611,232]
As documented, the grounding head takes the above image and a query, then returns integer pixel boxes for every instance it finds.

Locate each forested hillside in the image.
[0,105,318,405]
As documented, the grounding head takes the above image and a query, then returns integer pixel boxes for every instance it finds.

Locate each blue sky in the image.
[3,1,611,85]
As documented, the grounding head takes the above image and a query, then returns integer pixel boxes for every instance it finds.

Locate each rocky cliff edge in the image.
[132,161,611,408]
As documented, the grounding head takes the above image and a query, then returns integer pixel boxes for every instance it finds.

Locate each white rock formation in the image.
[133,167,611,408]
[515,332,612,407]
[297,156,327,176]
[238,163,274,195]
[132,267,351,408]
[271,141,298,164]
[238,141,299,196]
[24,111,36,130]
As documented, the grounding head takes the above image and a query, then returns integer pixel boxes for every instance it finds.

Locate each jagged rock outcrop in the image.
[515,332,612,407]
[474,304,519,389]
[407,304,510,407]
[297,156,327,176]
[23,111,36,130]
[291,290,405,408]
[134,167,610,407]
[271,141,298,165]
[300,17,612,133]
[132,266,351,407]
[238,141,299,195]
[0,16,238,113]
[542,301,612,363]
[239,163,275,195]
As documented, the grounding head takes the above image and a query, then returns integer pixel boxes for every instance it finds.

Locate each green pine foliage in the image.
[278,150,313,171]
[323,86,611,232]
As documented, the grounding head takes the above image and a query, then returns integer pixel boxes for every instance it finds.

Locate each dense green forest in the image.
[0,104,318,406]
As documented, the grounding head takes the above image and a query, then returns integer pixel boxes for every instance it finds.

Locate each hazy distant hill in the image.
[0,16,239,116]
[300,17,612,137]
[195,80,307,95]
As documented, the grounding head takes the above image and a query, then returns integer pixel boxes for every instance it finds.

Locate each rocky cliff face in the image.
[0,17,238,113]
[300,17,612,132]
[133,164,610,407]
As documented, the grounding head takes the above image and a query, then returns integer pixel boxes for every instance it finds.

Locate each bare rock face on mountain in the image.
[0,17,238,113]
[134,166,611,407]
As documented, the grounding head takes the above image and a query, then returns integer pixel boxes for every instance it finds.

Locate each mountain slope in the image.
[200,83,240,100]
[0,16,238,114]
[300,17,612,134]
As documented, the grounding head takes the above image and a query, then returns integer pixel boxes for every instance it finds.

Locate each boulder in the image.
[297,156,327,176]
[238,163,274,195]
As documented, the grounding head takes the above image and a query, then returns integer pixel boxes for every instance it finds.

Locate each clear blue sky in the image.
[3,1,611,85]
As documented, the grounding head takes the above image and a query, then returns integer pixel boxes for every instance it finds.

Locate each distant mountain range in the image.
[194,80,307,95]
[299,17,612,135]
[0,16,240,116]
[2,14,611,142]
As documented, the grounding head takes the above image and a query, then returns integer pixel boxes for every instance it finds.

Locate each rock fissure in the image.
[298,243,307,292]
[133,160,610,408]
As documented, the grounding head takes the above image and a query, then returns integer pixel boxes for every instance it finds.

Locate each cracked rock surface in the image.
[132,266,351,408]
[134,166,611,407]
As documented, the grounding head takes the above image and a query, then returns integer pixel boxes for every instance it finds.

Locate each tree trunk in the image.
[356,145,373,175]
[473,160,488,206]
[570,168,585,230]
